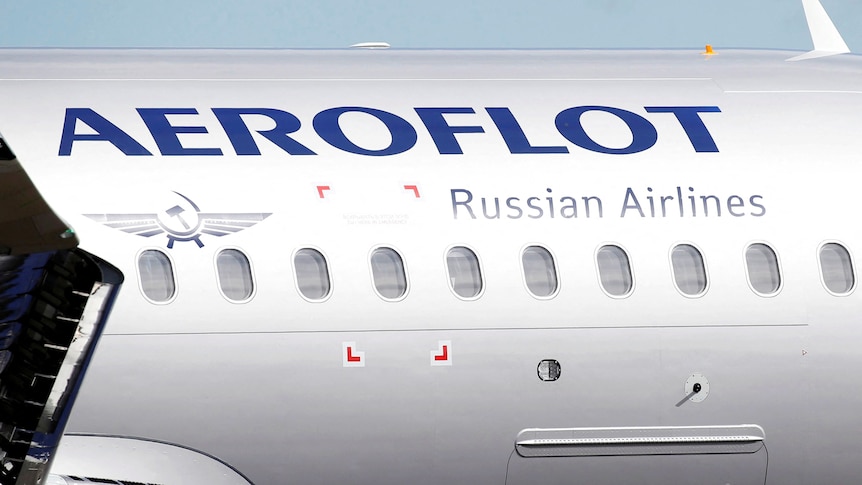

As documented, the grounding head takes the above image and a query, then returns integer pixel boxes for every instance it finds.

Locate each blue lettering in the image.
[60,105,722,158]
[644,106,720,152]
[137,108,222,156]
[313,107,416,156]
[506,197,523,219]
[749,195,766,217]
[555,106,658,155]
[727,195,745,217]
[526,197,544,218]
[486,107,568,154]
[212,108,315,156]
[451,189,476,219]
[59,108,151,156]
[415,108,484,155]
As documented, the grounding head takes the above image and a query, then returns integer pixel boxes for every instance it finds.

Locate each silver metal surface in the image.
[516,425,765,457]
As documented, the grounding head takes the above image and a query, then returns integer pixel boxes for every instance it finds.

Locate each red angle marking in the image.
[404,185,420,198]
[434,345,449,361]
[346,346,362,362]
[317,185,331,198]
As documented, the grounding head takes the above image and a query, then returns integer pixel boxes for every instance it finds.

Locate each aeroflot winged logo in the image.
[84,192,271,248]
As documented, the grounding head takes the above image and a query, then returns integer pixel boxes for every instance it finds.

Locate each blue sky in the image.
[2,0,860,51]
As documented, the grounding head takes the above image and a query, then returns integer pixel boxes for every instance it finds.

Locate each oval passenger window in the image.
[217,249,254,302]
[596,245,633,296]
[745,243,781,295]
[138,249,176,303]
[370,248,407,300]
[295,248,331,300]
[522,246,558,298]
[446,246,483,299]
[820,243,854,294]
[671,244,707,296]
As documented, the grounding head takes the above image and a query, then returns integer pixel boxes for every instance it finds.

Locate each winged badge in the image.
[84,192,271,248]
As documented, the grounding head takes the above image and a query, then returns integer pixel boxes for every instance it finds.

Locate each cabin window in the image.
[745,243,781,295]
[294,248,331,301]
[371,247,407,300]
[216,249,254,302]
[446,246,483,299]
[671,244,707,296]
[138,249,176,303]
[522,246,558,298]
[597,245,633,297]
[819,243,854,295]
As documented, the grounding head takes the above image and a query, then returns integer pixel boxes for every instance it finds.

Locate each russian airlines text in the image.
[451,187,766,220]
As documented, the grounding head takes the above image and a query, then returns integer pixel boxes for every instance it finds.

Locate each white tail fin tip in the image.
[788,0,850,61]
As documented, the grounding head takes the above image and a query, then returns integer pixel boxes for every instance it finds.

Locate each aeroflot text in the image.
[58,106,721,157]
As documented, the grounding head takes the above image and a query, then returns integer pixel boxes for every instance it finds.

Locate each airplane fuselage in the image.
[1,49,861,484]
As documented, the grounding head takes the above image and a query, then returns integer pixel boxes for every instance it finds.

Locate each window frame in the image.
[444,244,485,301]
[594,243,635,299]
[669,242,710,298]
[743,241,783,297]
[213,247,256,304]
[292,246,333,303]
[817,240,856,296]
[136,247,178,305]
[368,245,409,302]
[519,244,560,300]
